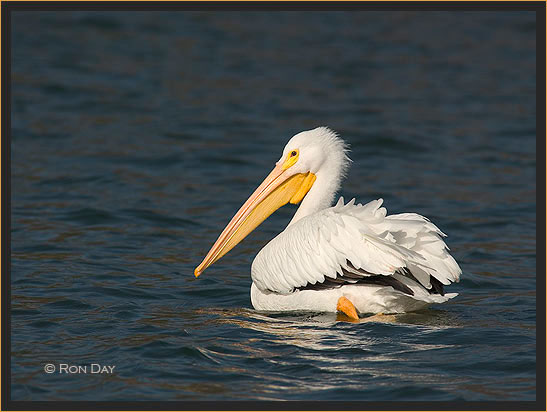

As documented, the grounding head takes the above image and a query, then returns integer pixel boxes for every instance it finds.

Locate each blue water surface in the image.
[11,11,536,401]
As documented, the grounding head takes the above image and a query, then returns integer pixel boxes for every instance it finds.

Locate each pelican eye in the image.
[282,149,299,170]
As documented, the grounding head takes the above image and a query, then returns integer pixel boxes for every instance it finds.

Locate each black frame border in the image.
[1,1,545,411]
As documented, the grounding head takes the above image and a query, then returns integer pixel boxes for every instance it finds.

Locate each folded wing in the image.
[251,198,461,296]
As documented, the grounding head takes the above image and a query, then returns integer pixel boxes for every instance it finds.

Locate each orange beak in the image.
[194,163,316,277]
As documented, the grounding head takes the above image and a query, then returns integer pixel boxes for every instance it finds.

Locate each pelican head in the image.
[194,127,350,277]
[276,127,350,177]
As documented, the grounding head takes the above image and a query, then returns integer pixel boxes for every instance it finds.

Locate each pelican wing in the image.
[251,198,461,295]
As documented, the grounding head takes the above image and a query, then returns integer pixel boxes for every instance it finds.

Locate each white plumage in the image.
[251,197,460,314]
[196,127,462,316]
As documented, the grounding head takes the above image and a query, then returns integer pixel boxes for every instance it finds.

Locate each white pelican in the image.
[195,127,461,319]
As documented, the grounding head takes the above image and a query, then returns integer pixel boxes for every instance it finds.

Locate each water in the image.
[10,11,537,401]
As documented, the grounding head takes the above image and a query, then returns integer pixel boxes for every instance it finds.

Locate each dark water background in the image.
[11,11,537,401]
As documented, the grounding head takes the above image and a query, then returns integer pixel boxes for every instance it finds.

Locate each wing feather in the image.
[251,198,462,294]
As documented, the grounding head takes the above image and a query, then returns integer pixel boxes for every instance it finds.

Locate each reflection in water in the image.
[177,307,468,397]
